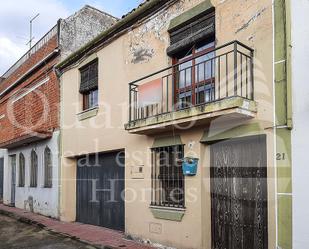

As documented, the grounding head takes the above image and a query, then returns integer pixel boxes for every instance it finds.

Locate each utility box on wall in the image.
[182,157,199,176]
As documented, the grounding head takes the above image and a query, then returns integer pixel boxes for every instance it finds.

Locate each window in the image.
[174,40,216,109]
[167,9,216,109]
[44,147,52,188]
[18,153,25,187]
[30,150,38,187]
[83,89,98,110]
[151,145,185,208]
[79,59,98,110]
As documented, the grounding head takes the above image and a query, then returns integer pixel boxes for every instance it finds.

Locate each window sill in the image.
[77,106,99,121]
[150,206,185,222]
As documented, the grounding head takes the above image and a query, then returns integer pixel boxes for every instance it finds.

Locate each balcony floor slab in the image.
[125,97,257,135]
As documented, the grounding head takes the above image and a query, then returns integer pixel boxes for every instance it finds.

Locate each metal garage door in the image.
[76,151,125,231]
[210,135,268,249]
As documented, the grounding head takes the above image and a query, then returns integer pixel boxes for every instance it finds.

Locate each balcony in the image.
[125,41,257,135]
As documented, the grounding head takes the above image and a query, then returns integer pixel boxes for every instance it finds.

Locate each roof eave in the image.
[56,0,175,71]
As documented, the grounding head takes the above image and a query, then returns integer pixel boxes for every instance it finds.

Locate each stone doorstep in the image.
[0,204,154,249]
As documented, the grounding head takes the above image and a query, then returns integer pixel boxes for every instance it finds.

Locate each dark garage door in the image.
[210,135,268,249]
[0,158,3,201]
[76,151,125,231]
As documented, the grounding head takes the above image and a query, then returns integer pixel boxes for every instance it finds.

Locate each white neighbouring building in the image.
[3,132,60,217]
[291,0,309,248]
[0,6,117,218]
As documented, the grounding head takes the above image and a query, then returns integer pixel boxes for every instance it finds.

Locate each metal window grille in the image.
[44,147,52,188]
[151,145,185,208]
[18,153,25,187]
[30,150,38,187]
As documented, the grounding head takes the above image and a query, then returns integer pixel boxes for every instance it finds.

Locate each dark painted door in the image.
[10,155,16,206]
[210,135,268,249]
[0,158,4,201]
[76,151,125,231]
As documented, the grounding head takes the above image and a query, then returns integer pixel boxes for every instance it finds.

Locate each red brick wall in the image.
[0,35,58,93]
[0,35,60,146]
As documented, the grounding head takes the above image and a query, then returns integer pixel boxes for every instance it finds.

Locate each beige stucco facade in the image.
[59,0,276,248]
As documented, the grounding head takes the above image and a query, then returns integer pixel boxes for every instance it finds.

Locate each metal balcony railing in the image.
[128,41,254,123]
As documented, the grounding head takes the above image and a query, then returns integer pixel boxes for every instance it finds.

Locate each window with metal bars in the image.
[18,153,25,187]
[30,150,38,188]
[151,145,185,208]
[44,147,52,188]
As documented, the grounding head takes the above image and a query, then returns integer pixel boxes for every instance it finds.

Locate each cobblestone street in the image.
[0,214,96,249]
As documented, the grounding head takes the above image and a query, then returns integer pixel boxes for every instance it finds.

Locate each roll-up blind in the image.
[79,59,98,93]
[167,10,215,56]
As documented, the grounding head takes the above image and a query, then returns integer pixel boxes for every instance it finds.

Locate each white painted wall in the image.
[0,149,5,157]
[2,131,59,218]
[1,149,9,202]
[291,1,309,248]
[0,149,7,200]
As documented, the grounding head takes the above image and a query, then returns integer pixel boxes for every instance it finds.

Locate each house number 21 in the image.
[276,153,286,161]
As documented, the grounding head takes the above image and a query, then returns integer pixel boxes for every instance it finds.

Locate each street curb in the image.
[0,207,114,249]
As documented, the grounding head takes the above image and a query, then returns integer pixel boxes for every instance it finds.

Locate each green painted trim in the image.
[168,1,214,31]
[200,123,263,143]
[274,0,287,61]
[275,61,287,125]
[278,195,292,249]
[276,128,292,193]
[285,0,293,129]
[274,2,293,248]
[152,135,183,148]
[77,107,99,121]
[150,206,185,221]
[274,0,292,128]
[274,0,287,126]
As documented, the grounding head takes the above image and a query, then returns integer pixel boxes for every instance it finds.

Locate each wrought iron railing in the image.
[128,41,254,123]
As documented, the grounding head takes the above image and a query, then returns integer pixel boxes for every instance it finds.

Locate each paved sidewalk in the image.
[0,204,154,249]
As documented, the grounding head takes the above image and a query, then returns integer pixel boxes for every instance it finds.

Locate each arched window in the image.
[30,150,38,187]
[44,147,52,188]
[19,153,25,187]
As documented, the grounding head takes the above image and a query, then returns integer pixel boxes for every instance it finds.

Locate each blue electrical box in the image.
[182,157,199,176]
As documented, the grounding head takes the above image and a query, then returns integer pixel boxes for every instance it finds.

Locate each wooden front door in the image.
[0,158,3,202]
[76,151,125,231]
[210,135,268,249]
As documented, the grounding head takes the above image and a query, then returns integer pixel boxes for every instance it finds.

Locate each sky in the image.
[0,0,141,75]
